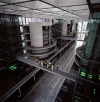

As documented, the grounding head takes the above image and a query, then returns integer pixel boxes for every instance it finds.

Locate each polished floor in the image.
[22,41,83,102]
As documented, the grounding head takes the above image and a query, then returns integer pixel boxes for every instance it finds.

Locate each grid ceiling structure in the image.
[0,0,90,20]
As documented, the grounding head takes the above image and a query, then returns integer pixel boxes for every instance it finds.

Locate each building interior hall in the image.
[0,0,100,102]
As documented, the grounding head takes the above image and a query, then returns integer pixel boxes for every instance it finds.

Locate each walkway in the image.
[21,41,83,102]
[17,55,76,81]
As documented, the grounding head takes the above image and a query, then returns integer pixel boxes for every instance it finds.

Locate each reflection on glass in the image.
[22,17,25,25]
[20,26,23,33]
[26,18,29,24]
[18,17,22,25]
[29,18,31,23]
[21,35,24,40]
[22,42,26,47]
[23,50,27,53]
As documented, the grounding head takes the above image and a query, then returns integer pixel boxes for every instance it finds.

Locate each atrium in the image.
[0,0,100,102]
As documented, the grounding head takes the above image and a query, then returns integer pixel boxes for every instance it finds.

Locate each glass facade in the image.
[0,14,22,63]
[73,12,100,102]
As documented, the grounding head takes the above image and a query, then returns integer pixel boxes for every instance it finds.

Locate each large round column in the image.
[29,22,43,47]
[62,22,67,36]
[28,22,56,59]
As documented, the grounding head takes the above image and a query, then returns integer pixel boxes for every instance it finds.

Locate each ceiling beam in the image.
[68,9,89,11]
[86,0,92,12]
[0,0,89,20]
[0,0,37,5]
[34,3,88,10]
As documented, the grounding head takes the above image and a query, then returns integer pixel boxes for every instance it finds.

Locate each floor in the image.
[22,41,83,102]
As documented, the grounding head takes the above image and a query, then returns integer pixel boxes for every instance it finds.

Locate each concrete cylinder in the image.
[29,22,43,47]
[62,22,67,36]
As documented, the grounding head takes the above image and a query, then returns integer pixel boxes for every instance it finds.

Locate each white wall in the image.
[29,22,43,47]
[62,22,67,36]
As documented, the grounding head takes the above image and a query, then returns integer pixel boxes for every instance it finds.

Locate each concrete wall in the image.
[29,22,54,59]
[29,22,43,47]
[43,40,49,45]
[32,49,49,53]
[29,22,52,47]
[62,22,67,36]
[43,33,49,38]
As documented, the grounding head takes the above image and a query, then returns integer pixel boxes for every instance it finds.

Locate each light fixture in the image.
[9,64,17,71]
[93,88,96,95]
[80,71,86,77]
[88,74,93,79]
[98,75,100,80]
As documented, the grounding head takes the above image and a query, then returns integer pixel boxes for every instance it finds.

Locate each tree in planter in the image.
[52,19,63,47]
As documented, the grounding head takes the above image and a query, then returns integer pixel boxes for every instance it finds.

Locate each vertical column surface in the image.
[62,22,67,36]
[29,22,43,47]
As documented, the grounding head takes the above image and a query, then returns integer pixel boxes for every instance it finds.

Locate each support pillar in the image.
[33,75,35,81]
[18,88,22,97]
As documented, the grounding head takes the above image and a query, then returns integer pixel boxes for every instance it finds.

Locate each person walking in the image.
[46,61,49,68]
[43,61,47,67]
[40,60,43,67]
[55,64,58,70]
[48,62,51,68]
[51,64,54,71]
